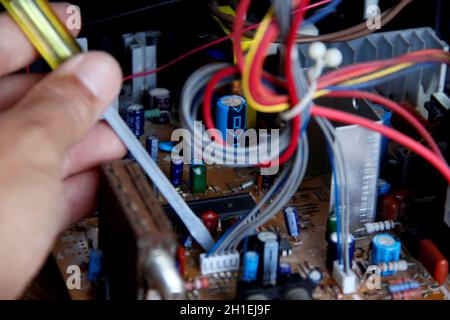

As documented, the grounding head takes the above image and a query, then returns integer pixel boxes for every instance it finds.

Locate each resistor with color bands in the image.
[364,220,397,234]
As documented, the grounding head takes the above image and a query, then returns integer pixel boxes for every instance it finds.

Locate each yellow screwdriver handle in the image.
[1,0,81,69]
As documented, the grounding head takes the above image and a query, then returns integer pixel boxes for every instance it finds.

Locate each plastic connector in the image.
[332,261,357,294]
[200,251,240,275]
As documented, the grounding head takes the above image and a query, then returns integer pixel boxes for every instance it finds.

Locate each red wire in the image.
[311,105,450,183]
[123,0,332,82]
[323,90,444,160]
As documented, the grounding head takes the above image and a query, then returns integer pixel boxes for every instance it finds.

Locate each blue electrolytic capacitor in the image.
[284,207,300,238]
[326,232,355,271]
[146,135,159,162]
[242,251,259,282]
[126,104,145,137]
[216,95,247,144]
[88,249,103,282]
[256,231,279,286]
[170,155,184,187]
[371,233,401,276]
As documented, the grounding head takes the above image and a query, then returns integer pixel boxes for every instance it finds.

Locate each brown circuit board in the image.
[51,123,450,300]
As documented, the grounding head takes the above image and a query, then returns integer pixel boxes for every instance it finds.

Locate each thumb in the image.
[5,51,122,162]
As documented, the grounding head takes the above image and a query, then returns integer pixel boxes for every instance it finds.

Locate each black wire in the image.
[83,0,185,26]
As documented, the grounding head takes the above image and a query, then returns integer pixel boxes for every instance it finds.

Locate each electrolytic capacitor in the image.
[201,211,219,236]
[371,234,401,276]
[242,251,259,282]
[284,207,300,239]
[326,232,355,271]
[190,164,207,193]
[149,88,171,124]
[126,104,145,137]
[256,231,279,286]
[170,155,184,187]
[216,95,247,143]
[146,135,159,163]
[87,249,103,282]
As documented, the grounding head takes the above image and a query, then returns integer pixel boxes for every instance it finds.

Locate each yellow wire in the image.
[242,10,290,113]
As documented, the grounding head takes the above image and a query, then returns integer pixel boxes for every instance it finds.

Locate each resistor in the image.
[377,260,410,274]
[185,277,209,291]
[388,279,420,293]
[360,220,398,234]
[391,288,422,300]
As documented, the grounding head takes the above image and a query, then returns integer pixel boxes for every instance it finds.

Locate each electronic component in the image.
[358,220,398,235]
[190,164,207,193]
[376,260,410,274]
[200,251,240,275]
[326,214,337,239]
[149,88,171,124]
[126,104,145,138]
[236,274,315,300]
[216,95,247,142]
[242,251,259,282]
[371,234,401,276]
[332,261,357,294]
[87,249,103,282]
[418,239,449,286]
[200,211,219,236]
[279,238,293,257]
[146,135,159,163]
[327,232,355,271]
[98,161,182,299]
[278,262,292,277]
[388,279,420,293]
[256,231,279,286]
[170,155,184,187]
[283,207,300,239]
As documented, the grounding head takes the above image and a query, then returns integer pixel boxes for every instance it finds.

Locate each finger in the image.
[60,169,100,228]
[62,121,127,178]
[0,73,44,111]
[2,51,122,172]
[0,2,81,76]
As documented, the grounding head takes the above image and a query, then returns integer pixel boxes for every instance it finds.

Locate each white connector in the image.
[200,252,240,275]
[332,261,357,294]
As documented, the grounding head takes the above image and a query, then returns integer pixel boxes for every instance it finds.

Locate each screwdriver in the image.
[0,0,214,251]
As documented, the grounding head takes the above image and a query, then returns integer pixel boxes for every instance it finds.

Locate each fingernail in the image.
[63,53,119,99]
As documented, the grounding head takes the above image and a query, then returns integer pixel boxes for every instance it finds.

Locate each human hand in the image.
[0,3,125,298]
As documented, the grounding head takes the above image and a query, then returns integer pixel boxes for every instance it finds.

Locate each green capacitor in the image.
[326,214,337,239]
[190,164,207,193]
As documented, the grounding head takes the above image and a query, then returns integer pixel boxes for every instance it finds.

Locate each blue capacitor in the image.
[256,231,279,286]
[170,155,184,187]
[88,249,103,282]
[284,207,300,238]
[216,95,247,144]
[278,262,292,276]
[146,135,159,162]
[242,251,259,282]
[371,233,401,276]
[326,232,355,271]
[126,104,145,137]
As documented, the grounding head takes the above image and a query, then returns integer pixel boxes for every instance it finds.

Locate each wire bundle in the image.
[180,0,450,262]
